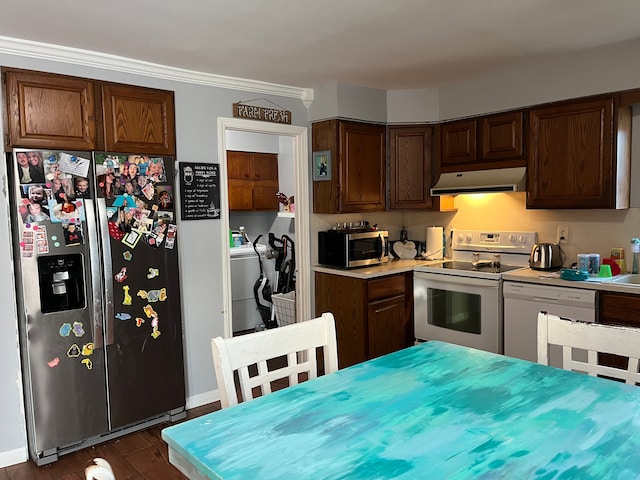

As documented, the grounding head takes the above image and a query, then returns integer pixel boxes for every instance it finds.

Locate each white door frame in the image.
[217,117,309,338]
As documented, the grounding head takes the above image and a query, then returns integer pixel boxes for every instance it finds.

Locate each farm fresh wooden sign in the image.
[233,102,291,124]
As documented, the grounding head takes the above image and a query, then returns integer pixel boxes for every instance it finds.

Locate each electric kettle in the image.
[530,243,564,271]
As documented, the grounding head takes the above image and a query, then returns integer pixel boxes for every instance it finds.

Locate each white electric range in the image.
[413,230,538,353]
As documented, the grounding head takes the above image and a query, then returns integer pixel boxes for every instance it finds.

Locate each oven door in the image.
[413,271,502,353]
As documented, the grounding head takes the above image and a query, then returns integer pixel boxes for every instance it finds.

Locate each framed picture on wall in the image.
[312,150,331,181]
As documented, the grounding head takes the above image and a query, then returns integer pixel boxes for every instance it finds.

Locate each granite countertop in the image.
[314,259,640,294]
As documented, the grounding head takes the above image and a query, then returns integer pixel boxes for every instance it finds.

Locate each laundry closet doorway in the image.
[217,118,309,339]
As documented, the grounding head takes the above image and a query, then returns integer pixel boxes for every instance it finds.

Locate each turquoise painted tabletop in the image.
[162,341,640,479]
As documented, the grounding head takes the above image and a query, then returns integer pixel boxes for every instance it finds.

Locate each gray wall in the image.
[0,50,309,464]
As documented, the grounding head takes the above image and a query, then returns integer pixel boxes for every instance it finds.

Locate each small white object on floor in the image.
[85,458,116,480]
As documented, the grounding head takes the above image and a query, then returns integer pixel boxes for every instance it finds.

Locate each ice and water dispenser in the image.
[37,254,86,313]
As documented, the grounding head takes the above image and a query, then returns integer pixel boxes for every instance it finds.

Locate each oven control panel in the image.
[453,230,537,253]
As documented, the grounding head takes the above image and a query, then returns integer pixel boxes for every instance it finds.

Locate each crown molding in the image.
[0,36,314,106]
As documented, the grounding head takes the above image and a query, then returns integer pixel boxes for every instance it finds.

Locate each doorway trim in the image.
[217,117,309,338]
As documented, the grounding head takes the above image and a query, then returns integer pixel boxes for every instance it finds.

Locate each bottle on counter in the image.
[632,238,640,274]
[400,226,408,242]
[238,226,250,245]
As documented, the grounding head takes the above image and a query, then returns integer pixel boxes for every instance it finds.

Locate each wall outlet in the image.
[557,225,569,244]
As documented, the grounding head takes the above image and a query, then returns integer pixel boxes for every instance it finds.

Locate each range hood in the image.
[430,167,526,196]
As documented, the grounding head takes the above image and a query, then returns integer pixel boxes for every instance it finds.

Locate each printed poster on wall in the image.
[179,162,221,220]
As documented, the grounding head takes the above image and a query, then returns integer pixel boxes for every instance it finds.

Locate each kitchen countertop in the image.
[314,260,640,294]
[313,258,444,279]
[502,267,640,294]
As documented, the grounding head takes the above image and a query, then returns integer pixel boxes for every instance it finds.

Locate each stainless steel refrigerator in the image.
[7,148,185,465]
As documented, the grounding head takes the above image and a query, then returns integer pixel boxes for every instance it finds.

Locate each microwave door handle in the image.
[376,234,383,260]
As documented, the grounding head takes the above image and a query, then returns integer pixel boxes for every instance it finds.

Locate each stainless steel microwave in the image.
[318,230,389,269]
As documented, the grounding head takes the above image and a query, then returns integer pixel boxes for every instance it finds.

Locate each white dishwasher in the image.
[503,281,597,365]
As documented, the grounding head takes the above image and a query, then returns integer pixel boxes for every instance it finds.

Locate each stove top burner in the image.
[440,261,524,274]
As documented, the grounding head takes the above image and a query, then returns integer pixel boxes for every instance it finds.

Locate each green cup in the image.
[598,264,612,278]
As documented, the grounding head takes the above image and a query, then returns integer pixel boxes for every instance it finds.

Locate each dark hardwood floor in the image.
[0,402,220,480]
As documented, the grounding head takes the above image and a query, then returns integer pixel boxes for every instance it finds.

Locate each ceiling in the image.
[2,0,640,90]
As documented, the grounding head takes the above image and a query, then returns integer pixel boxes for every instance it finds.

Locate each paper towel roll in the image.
[425,226,444,259]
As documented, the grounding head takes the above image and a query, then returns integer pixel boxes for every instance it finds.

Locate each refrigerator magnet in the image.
[72,321,85,337]
[108,221,125,241]
[47,357,60,368]
[67,344,81,357]
[122,285,132,305]
[59,323,72,337]
[122,230,142,248]
[114,267,128,282]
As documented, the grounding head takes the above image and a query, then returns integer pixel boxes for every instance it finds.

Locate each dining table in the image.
[162,340,640,479]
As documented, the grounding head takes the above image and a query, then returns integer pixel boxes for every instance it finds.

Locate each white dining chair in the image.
[211,312,339,408]
[537,311,640,385]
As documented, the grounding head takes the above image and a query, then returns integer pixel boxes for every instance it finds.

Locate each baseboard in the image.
[185,389,220,410]
[0,446,27,468]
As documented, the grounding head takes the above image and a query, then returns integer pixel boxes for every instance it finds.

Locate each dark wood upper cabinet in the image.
[440,112,525,172]
[527,96,630,209]
[101,83,176,155]
[2,67,176,155]
[313,119,386,213]
[481,111,523,160]
[340,121,386,212]
[388,125,434,210]
[440,119,477,167]
[3,68,96,150]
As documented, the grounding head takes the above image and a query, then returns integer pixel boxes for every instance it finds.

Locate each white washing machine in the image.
[230,244,275,332]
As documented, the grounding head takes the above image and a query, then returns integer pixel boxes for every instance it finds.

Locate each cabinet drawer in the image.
[599,291,640,327]
[367,274,406,301]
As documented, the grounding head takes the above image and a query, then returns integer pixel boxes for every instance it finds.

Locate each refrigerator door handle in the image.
[96,197,115,346]
[85,197,107,349]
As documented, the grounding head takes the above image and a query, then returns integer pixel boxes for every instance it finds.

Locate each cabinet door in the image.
[227,151,252,180]
[227,151,279,211]
[252,153,278,181]
[388,126,434,210]
[252,183,279,210]
[339,122,386,212]
[101,84,176,155]
[367,295,407,359]
[599,291,640,371]
[228,179,253,210]
[3,68,96,150]
[481,112,524,161]
[315,272,367,368]
[440,119,477,167]
[528,98,614,209]
[252,153,279,210]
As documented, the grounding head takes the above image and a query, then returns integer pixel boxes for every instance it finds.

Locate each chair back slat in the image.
[212,312,338,408]
[538,312,640,385]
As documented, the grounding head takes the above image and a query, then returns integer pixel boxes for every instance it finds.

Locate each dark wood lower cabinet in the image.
[315,271,413,368]
[598,291,640,375]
